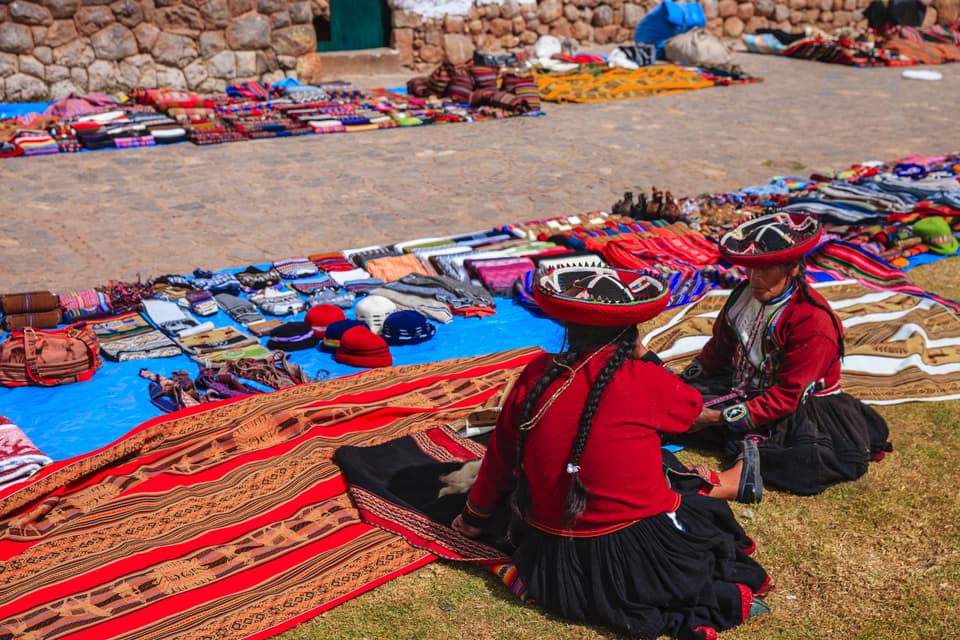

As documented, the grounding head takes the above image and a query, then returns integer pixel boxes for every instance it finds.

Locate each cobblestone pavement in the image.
[0,52,954,292]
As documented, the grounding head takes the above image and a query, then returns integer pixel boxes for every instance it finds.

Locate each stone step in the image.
[316,48,406,77]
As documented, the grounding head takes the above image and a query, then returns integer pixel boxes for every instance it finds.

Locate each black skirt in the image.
[512,452,769,640]
[676,375,892,496]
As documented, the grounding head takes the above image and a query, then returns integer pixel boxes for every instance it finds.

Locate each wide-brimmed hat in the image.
[533,265,669,326]
[720,212,822,268]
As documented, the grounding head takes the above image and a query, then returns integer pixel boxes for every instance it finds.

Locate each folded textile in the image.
[2,309,63,330]
[330,268,372,286]
[0,291,60,315]
[87,312,182,361]
[215,293,264,326]
[0,415,53,490]
[177,326,261,356]
[141,298,201,336]
[364,253,429,282]
[273,258,320,279]
[247,319,284,337]
[343,278,385,292]
[288,274,338,294]
[465,257,536,296]
[249,285,306,316]
[393,273,496,309]
[366,287,454,324]
[183,290,219,317]
[58,288,114,322]
[306,289,357,309]
[235,266,282,290]
[191,269,242,295]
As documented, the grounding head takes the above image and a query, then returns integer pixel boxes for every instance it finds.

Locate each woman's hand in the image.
[451,514,482,539]
[690,407,723,432]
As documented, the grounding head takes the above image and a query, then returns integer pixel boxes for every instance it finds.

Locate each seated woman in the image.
[679,212,892,496]
[452,266,772,640]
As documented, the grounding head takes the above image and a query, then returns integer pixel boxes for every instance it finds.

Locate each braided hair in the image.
[793,259,845,359]
[510,347,580,525]
[511,322,639,528]
[562,324,638,526]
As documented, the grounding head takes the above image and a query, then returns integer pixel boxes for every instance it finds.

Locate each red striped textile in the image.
[0,348,539,640]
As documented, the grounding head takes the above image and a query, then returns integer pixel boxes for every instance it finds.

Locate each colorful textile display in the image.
[0,348,538,640]
[534,65,715,103]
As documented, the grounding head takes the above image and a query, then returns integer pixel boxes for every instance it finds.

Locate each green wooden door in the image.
[315,0,390,51]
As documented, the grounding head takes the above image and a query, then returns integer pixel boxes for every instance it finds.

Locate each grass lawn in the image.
[280,260,960,640]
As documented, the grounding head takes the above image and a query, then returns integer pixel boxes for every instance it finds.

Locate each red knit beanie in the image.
[334,325,393,368]
[305,304,346,337]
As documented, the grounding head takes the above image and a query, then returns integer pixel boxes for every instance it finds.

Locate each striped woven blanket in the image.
[640,280,960,404]
[0,348,539,640]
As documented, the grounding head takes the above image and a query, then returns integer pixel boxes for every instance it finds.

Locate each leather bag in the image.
[0,323,102,387]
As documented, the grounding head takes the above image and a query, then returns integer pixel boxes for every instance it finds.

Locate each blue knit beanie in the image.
[380,310,436,346]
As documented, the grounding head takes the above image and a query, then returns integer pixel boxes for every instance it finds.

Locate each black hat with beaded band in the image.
[265,321,319,352]
[533,265,670,326]
[719,211,822,268]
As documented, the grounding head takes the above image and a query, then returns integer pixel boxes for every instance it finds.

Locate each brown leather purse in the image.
[0,323,102,387]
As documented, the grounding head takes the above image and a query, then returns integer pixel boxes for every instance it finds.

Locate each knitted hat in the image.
[266,321,319,351]
[381,310,436,346]
[720,212,821,268]
[913,216,958,255]
[334,325,393,368]
[534,265,669,326]
[305,304,346,338]
[320,319,366,352]
[355,294,397,334]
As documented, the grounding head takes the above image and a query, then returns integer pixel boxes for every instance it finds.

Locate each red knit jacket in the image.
[463,348,703,537]
[693,283,842,430]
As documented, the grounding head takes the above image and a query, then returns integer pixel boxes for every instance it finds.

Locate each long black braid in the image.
[510,347,580,525]
[795,259,845,359]
[561,326,638,526]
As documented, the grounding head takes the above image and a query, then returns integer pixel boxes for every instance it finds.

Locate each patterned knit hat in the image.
[305,304,346,338]
[266,321,319,351]
[334,325,393,368]
[719,212,821,268]
[534,265,669,326]
[319,319,366,352]
[380,310,436,346]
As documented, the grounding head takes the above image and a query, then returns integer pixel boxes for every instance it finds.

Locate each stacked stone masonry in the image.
[0,0,329,100]
[1,0,957,98]
[392,0,955,69]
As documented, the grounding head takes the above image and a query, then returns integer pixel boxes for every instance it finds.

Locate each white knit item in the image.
[355,295,397,334]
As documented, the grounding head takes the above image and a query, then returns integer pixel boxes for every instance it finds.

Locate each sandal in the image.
[736,437,763,504]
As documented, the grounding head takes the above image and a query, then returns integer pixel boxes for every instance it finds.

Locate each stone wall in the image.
[390,0,953,69]
[0,0,329,100]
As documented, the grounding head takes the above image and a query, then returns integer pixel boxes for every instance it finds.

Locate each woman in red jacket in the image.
[453,266,771,640]
[679,212,891,495]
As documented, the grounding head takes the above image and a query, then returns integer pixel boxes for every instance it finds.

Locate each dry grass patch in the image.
[282,260,960,640]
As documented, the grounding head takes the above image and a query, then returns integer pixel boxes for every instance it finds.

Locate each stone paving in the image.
[0,52,954,293]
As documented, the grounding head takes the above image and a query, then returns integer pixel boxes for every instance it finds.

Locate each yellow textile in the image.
[534,65,714,104]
